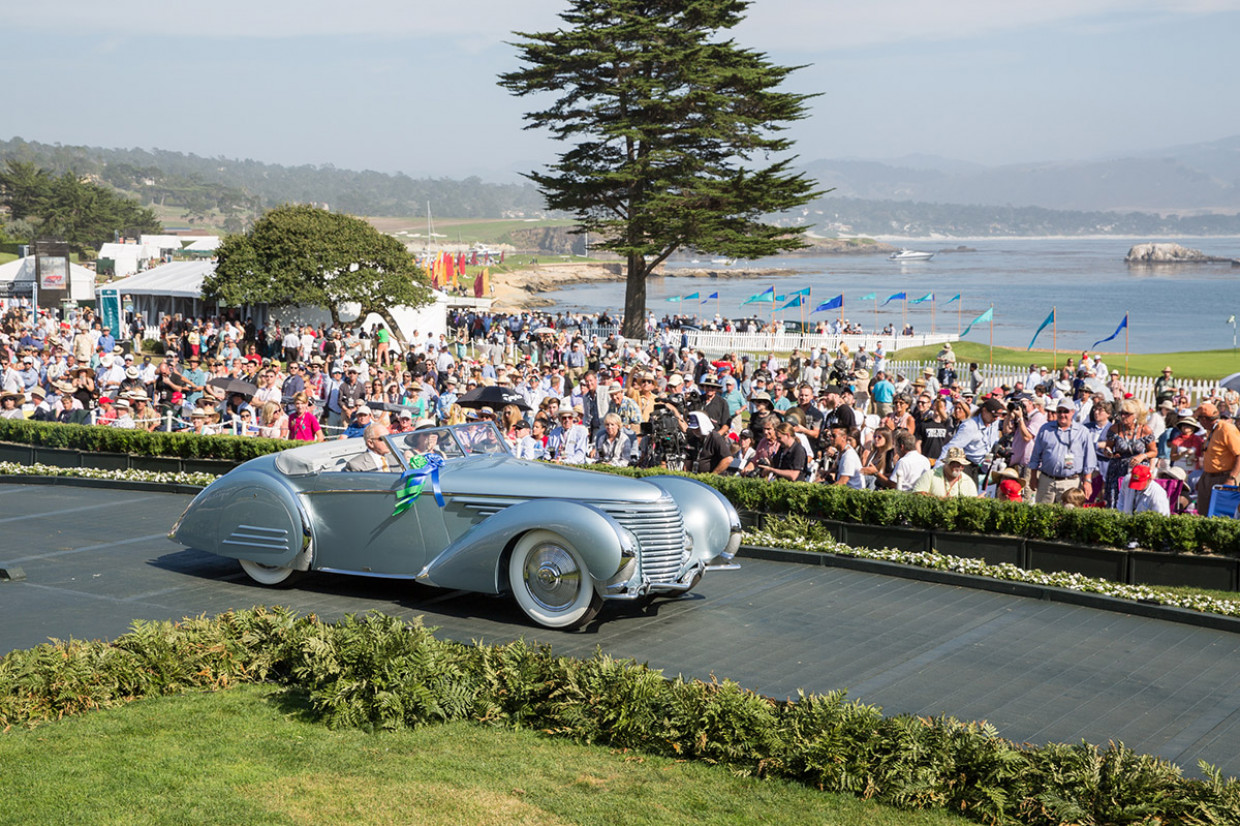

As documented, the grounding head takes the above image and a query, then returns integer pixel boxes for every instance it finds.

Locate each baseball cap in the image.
[1128,465,1153,491]
[687,411,713,433]
[357,405,372,416]
[944,446,968,465]
[1056,399,1075,412]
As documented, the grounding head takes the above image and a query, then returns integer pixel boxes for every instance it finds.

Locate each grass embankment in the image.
[0,684,964,826]
[893,341,1240,380]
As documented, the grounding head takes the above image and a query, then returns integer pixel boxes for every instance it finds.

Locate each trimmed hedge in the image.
[0,418,294,463]
[2,608,1236,825]
[595,466,1240,557]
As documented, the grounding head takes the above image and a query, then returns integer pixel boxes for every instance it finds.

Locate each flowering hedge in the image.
[0,462,218,488]
[748,515,1240,620]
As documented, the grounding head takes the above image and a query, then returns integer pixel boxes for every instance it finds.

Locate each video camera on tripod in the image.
[639,400,688,470]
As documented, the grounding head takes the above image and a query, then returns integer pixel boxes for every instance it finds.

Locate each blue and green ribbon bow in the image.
[393,452,445,515]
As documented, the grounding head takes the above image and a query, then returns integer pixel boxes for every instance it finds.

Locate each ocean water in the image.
[540,237,1240,353]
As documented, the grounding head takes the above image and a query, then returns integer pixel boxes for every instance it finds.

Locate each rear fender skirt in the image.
[417,499,631,594]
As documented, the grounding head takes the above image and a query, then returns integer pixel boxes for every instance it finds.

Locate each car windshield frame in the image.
[384,421,510,470]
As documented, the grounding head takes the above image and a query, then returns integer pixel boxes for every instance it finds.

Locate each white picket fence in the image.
[682,330,956,359]
[885,360,1222,409]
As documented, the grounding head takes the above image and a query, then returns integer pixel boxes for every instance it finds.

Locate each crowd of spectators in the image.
[4,299,1239,517]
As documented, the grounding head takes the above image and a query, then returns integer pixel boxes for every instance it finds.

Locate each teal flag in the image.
[666,295,682,302]
[683,292,699,300]
[858,292,877,301]
[1027,309,1056,350]
[942,293,961,305]
[780,295,804,310]
[789,287,812,297]
[961,307,993,338]
[744,287,775,304]
[909,293,934,305]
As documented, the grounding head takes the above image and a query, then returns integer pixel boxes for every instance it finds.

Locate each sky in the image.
[5,1,1240,181]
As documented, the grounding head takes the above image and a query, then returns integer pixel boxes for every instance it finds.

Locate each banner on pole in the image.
[1028,309,1056,350]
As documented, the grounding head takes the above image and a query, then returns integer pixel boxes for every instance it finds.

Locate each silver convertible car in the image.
[171,422,741,629]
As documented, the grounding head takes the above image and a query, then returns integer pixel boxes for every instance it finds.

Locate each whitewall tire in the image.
[508,530,602,629]
[238,558,303,587]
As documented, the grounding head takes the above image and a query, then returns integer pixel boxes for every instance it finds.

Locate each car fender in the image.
[646,476,742,565]
[171,467,313,571]
[417,499,631,594]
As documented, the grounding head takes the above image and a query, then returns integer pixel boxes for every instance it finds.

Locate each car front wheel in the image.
[508,530,602,629]
[238,558,303,587]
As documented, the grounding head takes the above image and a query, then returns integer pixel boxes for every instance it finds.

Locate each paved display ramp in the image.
[2,482,1239,776]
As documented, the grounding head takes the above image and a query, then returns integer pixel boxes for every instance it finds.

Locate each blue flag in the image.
[909,292,934,305]
[858,292,877,301]
[1028,309,1056,350]
[881,292,907,306]
[942,293,961,305]
[961,307,993,338]
[702,291,718,303]
[813,295,843,313]
[780,295,804,310]
[1090,314,1127,350]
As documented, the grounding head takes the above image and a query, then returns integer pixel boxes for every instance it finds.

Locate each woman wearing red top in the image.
[288,392,323,442]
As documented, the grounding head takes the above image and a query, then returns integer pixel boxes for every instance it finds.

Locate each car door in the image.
[298,465,430,577]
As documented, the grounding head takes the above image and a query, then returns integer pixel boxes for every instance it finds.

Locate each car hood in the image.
[439,455,667,503]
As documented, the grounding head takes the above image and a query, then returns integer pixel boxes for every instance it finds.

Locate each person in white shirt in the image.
[1117,465,1170,516]
[548,407,590,464]
[891,430,932,491]
[829,425,864,489]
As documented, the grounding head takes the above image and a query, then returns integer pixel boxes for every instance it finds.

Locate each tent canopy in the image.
[108,260,214,298]
[0,256,96,302]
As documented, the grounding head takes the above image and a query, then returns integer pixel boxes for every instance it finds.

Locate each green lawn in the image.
[0,685,968,826]
[891,341,1240,380]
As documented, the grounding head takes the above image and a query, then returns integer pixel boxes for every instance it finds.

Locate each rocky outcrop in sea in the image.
[1124,242,1232,264]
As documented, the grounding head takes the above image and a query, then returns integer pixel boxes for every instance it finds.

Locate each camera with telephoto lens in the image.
[639,401,688,470]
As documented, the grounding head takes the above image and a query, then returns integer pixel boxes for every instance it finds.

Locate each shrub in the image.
[5,609,1238,825]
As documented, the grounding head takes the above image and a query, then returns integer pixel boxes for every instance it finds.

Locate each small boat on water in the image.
[889,249,934,261]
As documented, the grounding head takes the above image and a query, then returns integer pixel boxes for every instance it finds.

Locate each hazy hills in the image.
[3,134,1240,237]
[802,135,1240,214]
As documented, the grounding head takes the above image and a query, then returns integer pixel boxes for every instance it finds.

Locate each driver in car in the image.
[344,423,393,472]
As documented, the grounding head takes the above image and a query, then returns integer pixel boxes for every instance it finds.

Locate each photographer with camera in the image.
[639,397,690,470]
[1007,394,1046,479]
[685,410,733,475]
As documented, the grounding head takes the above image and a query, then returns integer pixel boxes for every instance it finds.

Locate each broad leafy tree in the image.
[501,0,821,338]
[206,205,432,343]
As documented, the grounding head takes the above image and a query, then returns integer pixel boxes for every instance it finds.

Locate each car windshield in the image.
[385,421,510,469]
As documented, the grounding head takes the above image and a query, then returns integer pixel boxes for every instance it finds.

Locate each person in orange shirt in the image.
[1195,402,1240,515]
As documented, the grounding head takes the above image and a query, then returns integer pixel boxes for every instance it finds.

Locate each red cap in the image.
[1128,465,1152,491]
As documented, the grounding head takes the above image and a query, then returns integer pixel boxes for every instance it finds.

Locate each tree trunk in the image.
[620,252,648,340]
[373,306,412,352]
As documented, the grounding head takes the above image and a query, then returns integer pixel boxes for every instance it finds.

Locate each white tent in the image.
[97,242,160,278]
[139,234,188,252]
[110,260,448,344]
[0,255,96,302]
[107,260,225,323]
[183,236,220,252]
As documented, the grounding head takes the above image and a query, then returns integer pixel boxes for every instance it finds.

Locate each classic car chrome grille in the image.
[222,524,291,553]
[598,500,686,584]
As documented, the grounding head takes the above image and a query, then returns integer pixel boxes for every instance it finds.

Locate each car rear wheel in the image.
[509,530,602,629]
[238,558,303,587]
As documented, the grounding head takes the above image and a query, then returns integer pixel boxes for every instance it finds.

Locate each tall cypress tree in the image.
[501,0,821,338]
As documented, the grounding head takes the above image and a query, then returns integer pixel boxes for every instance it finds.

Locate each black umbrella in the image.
[207,377,260,399]
[455,385,531,411]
